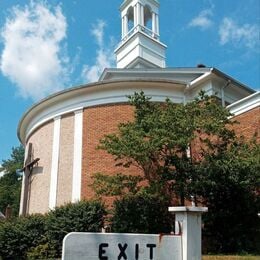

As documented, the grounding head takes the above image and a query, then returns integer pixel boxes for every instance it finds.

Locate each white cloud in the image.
[81,20,115,83]
[189,9,213,30]
[0,1,69,100]
[219,18,259,51]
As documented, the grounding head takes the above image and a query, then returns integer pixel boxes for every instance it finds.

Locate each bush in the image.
[111,193,173,234]
[200,143,260,254]
[0,215,46,259]
[202,189,260,254]
[26,242,58,259]
[0,200,106,259]
[44,200,106,257]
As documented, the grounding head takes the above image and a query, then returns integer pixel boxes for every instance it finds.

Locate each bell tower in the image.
[115,0,167,69]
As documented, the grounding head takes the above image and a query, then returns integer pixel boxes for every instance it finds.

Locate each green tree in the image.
[97,92,259,253]
[98,91,235,205]
[0,145,24,216]
[198,141,260,253]
[111,193,173,234]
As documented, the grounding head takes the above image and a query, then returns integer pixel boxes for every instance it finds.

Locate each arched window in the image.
[144,5,152,31]
[127,6,134,32]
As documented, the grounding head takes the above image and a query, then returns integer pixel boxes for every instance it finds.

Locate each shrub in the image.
[111,193,173,234]
[26,242,57,259]
[0,215,46,259]
[0,200,106,259]
[44,200,106,258]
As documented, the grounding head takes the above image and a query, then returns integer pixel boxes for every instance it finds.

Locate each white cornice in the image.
[18,74,256,145]
[227,91,260,116]
[99,67,210,81]
[18,80,186,144]
[188,71,212,88]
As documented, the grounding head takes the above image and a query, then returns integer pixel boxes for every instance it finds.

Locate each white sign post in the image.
[169,206,208,260]
[62,206,207,260]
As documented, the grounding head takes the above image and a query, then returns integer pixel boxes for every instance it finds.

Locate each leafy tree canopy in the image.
[95,91,260,253]
[0,145,24,216]
[98,91,237,204]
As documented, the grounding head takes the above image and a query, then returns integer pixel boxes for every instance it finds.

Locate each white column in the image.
[19,146,29,216]
[134,5,137,27]
[152,12,156,35]
[169,206,208,260]
[72,109,83,203]
[156,14,159,35]
[124,15,128,37]
[121,17,125,38]
[140,5,144,26]
[137,3,141,25]
[49,116,61,210]
[19,173,26,215]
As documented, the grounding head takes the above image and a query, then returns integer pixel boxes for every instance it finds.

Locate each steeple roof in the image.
[121,0,159,10]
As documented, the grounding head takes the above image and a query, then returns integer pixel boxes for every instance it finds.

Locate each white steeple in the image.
[115,0,167,69]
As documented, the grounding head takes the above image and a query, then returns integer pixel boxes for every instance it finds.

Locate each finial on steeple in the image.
[115,0,167,69]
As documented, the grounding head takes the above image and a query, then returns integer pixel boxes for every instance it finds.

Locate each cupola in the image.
[115,0,167,69]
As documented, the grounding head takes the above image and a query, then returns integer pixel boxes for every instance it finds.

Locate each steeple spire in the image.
[115,0,167,69]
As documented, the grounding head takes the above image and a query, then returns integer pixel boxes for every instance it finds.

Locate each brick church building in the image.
[18,0,259,215]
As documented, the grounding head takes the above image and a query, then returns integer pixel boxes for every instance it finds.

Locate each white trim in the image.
[189,72,211,88]
[99,68,212,81]
[227,91,260,116]
[115,29,167,53]
[18,79,254,145]
[19,172,27,215]
[49,116,61,210]
[168,206,208,213]
[19,81,186,144]
[156,13,159,35]
[72,110,83,203]
[19,145,29,216]
[24,94,182,142]
[117,40,166,64]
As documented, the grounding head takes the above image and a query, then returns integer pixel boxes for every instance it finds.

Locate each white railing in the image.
[122,25,160,43]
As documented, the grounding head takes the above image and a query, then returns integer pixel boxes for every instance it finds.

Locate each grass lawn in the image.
[203,256,259,260]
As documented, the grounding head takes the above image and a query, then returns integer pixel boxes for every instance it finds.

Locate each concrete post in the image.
[169,206,208,260]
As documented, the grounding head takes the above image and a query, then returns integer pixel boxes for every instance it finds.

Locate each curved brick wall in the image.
[56,114,74,207]
[81,103,143,202]
[23,100,258,214]
[26,121,53,214]
[25,113,75,214]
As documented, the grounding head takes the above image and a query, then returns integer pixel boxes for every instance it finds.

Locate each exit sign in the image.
[62,232,182,260]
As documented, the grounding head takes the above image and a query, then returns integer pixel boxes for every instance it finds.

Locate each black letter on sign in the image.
[99,243,109,260]
[147,244,156,260]
[118,243,128,259]
[135,244,139,260]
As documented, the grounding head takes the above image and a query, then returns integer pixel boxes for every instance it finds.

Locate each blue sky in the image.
[0,0,259,161]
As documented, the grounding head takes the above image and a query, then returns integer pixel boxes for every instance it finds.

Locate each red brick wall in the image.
[232,106,259,142]
[81,103,259,203]
[81,103,142,201]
